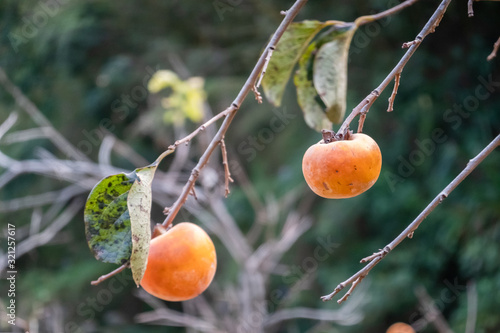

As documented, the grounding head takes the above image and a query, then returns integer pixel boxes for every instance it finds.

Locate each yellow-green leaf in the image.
[313,23,357,124]
[262,20,329,107]
[128,163,158,287]
[294,42,333,132]
[148,70,181,93]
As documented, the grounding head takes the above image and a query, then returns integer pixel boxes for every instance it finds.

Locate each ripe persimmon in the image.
[302,132,382,199]
[386,322,415,333]
[140,222,217,302]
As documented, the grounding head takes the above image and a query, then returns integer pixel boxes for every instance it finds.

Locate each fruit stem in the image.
[321,130,337,143]
[321,129,353,143]
[152,224,168,239]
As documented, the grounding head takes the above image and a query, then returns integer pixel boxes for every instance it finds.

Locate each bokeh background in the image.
[1,0,499,332]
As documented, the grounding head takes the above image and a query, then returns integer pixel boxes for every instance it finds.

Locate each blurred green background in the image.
[1,0,499,332]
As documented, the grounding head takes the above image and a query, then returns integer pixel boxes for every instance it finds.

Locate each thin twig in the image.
[0,112,18,140]
[98,135,115,166]
[135,290,218,331]
[190,187,198,200]
[387,72,401,112]
[487,36,500,61]
[468,0,475,17]
[337,276,364,303]
[264,305,362,327]
[415,286,454,333]
[161,0,309,229]
[220,137,233,197]
[355,0,420,26]
[0,184,86,212]
[337,0,451,137]
[0,67,90,162]
[91,262,129,285]
[169,107,231,149]
[255,46,276,91]
[101,129,150,167]
[252,86,263,103]
[322,134,500,302]
[0,198,84,271]
[465,280,478,333]
[357,114,366,133]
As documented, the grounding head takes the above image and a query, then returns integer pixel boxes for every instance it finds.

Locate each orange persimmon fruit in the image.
[140,222,217,302]
[302,132,382,199]
[386,322,416,333]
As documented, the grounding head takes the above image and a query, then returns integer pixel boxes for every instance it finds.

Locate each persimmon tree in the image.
[1,0,499,331]
[82,0,499,305]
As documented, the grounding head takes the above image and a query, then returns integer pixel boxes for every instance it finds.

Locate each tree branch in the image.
[220,137,233,197]
[415,286,454,333]
[161,0,309,229]
[0,67,90,161]
[487,36,500,61]
[337,0,452,137]
[90,262,129,285]
[355,0,420,26]
[134,290,218,331]
[468,0,475,17]
[322,134,500,303]
[387,72,401,112]
[465,280,478,333]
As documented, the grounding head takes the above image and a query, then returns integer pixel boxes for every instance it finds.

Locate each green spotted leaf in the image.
[84,150,171,283]
[313,23,357,124]
[262,20,329,107]
[84,172,138,264]
[128,164,158,287]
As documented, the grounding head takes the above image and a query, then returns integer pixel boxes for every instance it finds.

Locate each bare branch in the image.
[1,127,54,145]
[415,286,454,333]
[247,213,312,274]
[220,137,233,197]
[355,0,420,26]
[337,276,365,303]
[91,262,129,286]
[0,112,18,140]
[161,0,309,229]
[487,36,500,61]
[0,184,86,212]
[134,290,218,332]
[337,0,452,137]
[101,129,150,167]
[322,134,500,302]
[98,135,115,166]
[264,306,362,328]
[468,0,475,17]
[387,72,401,112]
[0,198,84,271]
[357,113,366,133]
[255,47,275,89]
[0,67,90,161]
[465,280,478,333]
[208,197,253,260]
